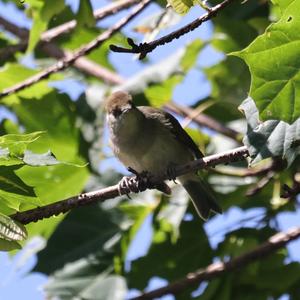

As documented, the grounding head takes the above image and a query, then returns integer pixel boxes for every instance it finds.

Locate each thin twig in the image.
[42,0,141,42]
[11,146,249,224]
[129,226,300,299]
[40,43,124,85]
[0,17,124,85]
[110,0,237,59]
[0,0,151,98]
[213,158,285,178]
[0,0,140,84]
[165,102,241,141]
[246,171,275,196]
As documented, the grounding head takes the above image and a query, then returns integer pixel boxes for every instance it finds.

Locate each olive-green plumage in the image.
[106,91,221,220]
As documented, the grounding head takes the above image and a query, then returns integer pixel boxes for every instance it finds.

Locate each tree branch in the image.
[42,0,141,42]
[213,158,286,177]
[0,0,151,98]
[129,226,300,299]
[0,0,141,85]
[109,0,237,59]
[0,17,124,85]
[11,146,248,224]
[165,102,241,142]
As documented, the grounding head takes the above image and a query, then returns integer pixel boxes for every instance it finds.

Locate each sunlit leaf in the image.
[234,1,300,123]
[0,213,27,252]
[167,0,195,14]
[76,0,95,28]
[27,0,65,51]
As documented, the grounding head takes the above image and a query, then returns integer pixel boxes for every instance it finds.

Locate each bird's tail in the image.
[179,174,221,220]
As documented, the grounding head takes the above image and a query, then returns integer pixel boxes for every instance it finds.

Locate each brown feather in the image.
[138,106,203,159]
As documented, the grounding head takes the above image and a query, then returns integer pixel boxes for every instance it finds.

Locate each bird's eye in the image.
[112,108,122,117]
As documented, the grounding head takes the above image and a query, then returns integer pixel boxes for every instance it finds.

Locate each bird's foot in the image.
[118,169,153,195]
[166,163,178,184]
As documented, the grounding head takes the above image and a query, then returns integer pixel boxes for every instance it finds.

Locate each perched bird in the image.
[106,91,221,220]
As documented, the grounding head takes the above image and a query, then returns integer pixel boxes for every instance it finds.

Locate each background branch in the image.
[11,146,248,224]
[0,0,141,84]
[0,0,151,97]
[0,17,123,85]
[165,102,241,141]
[110,0,237,59]
[129,227,300,299]
[42,0,141,42]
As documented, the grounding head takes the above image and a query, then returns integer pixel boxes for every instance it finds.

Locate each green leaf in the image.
[212,17,258,53]
[0,213,27,241]
[271,0,294,12]
[0,238,21,251]
[7,91,89,209]
[133,7,182,42]
[118,196,154,272]
[76,0,95,28]
[22,150,60,166]
[129,218,212,290]
[0,131,43,159]
[11,91,80,160]
[78,275,127,300]
[58,28,125,71]
[209,0,269,20]
[167,0,195,14]
[0,166,37,214]
[181,39,205,72]
[254,262,300,291]
[34,204,122,274]
[0,213,27,250]
[204,57,250,105]
[217,228,259,258]
[0,63,55,104]
[239,97,300,166]
[27,0,65,52]
[145,74,182,107]
[234,1,300,123]
[45,269,127,300]
[156,185,188,241]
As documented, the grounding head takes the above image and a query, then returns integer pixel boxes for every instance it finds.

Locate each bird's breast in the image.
[110,122,193,176]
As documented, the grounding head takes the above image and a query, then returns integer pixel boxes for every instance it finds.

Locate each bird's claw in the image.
[118,170,153,196]
[167,164,178,184]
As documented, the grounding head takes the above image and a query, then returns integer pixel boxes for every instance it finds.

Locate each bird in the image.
[105,91,221,220]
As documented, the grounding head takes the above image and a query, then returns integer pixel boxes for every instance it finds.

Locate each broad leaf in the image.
[45,268,127,300]
[129,218,213,290]
[0,132,42,166]
[22,150,60,166]
[27,0,65,51]
[0,238,21,251]
[76,0,95,28]
[0,63,55,104]
[234,1,300,123]
[204,57,250,105]
[167,0,195,14]
[0,166,37,215]
[0,213,27,241]
[0,213,27,251]
[239,97,300,166]
[34,204,122,274]
[271,0,294,12]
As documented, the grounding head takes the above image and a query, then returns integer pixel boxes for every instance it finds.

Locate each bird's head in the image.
[105,91,135,118]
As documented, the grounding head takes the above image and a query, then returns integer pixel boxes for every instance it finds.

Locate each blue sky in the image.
[0,1,299,299]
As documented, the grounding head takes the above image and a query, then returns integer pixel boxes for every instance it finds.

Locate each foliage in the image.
[0,0,299,299]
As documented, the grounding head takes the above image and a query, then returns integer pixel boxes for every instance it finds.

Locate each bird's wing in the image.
[139,106,203,159]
